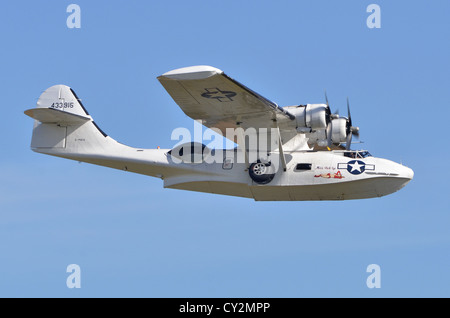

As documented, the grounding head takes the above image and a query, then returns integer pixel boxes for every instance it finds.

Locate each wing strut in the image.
[276,127,287,172]
[236,126,250,170]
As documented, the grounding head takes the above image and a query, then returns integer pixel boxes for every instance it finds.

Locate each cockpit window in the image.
[344,152,357,158]
[358,151,372,158]
[344,151,372,158]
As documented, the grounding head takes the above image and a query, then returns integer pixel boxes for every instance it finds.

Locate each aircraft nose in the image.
[401,165,414,180]
[391,164,414,193]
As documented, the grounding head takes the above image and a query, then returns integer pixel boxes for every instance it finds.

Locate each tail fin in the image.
[24,85,171,179]
[25,85,109,153]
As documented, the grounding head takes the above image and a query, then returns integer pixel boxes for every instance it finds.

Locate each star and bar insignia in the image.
[337,160,375,175]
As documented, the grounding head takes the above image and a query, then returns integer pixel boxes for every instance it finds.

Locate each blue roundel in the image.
[347,160,366,175]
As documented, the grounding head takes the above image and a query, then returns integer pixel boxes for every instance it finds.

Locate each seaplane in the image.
[24,65,413,201]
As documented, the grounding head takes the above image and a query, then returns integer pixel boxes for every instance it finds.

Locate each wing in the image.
[157,66,295,138]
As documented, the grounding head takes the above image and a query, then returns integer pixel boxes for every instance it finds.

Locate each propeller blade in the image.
[326,122,332,147]
[324,90,333,125]
[346,131,352,150]
[347,97,352,128]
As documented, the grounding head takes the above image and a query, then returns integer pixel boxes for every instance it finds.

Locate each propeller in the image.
[326,120,332,148]
[324,90,339,119]
[345,97,359,150]
[324,91,340,147]
[323,95,359,149]
[324,91,332,147]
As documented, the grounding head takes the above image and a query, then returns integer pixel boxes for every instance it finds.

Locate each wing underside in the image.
[158,66,295,139]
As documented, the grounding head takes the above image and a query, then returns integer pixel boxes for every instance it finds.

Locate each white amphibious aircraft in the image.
[25,65,413,201]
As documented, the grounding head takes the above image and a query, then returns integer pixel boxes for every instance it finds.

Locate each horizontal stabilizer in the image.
[24,108,91,124]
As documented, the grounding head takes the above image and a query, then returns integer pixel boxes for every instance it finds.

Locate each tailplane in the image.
[25,85,110,153]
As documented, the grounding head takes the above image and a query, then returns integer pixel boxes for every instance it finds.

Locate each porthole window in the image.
[295,163,312,171]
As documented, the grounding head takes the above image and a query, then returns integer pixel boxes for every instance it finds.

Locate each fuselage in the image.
[162,149,414,201]
[34,143,413,201]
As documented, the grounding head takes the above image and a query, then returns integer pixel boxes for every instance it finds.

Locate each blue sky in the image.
[0,0,449,297]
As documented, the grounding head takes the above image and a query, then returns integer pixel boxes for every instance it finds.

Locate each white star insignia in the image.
[349,161,364,173]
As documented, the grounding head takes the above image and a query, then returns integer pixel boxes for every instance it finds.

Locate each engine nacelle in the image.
[331,118,347,144]
[288,104,328,132]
